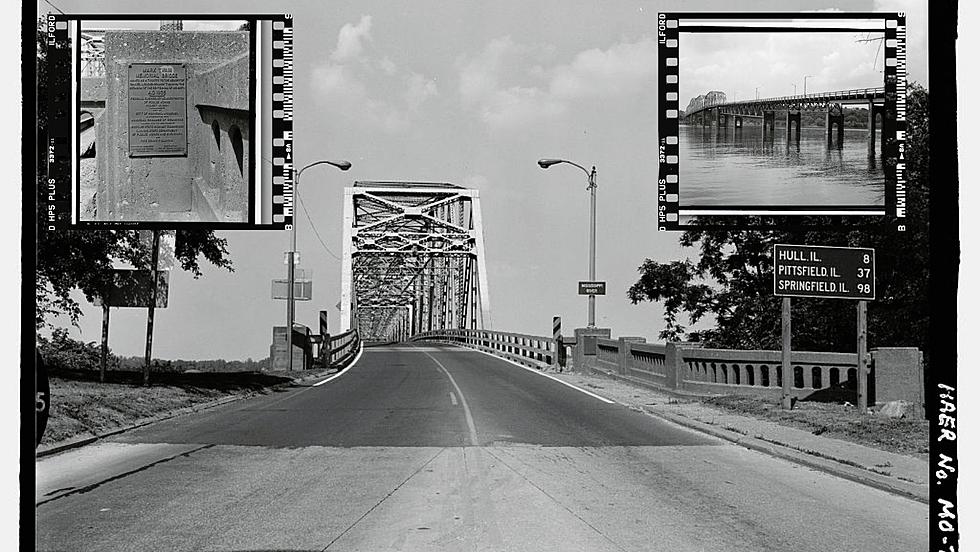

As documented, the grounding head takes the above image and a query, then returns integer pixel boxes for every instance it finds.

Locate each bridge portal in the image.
[340,182,492,342]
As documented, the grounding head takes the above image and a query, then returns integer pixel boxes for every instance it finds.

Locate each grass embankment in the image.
[702,395,929,460]
[41,369,299,446]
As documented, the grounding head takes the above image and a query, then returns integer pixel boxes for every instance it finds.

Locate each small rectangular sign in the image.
[272,279,313,301]
[578,281,607,295]
[773,244,875,300]
[128,63,187,157]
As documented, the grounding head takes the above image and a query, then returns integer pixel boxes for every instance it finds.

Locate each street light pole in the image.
[287,159,351,371]
[538,158,598,328]
[803,74,813,96]
[791,83,797,95]
[586,165,597,328]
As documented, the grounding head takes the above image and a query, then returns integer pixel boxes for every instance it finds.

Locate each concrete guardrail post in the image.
[872,347,925,418]
[618,337,646,376]
[665,342,682,389]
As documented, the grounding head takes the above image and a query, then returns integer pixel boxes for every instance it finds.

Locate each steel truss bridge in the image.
[340,182,492,341]
[684,87,887,151]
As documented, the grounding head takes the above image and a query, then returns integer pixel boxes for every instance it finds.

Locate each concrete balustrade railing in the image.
[412,328,922,410]
[592,337,861,399]
[411,329,559,370]
[585,337,922,408]
[409,328,922,410]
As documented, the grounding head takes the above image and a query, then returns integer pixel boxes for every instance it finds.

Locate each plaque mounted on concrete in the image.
[127,63,187,157]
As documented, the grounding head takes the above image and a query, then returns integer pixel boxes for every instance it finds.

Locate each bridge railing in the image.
[326,329,361,369]
[411,329,558,370]
[411,329,922,409]
[588,337,915,403]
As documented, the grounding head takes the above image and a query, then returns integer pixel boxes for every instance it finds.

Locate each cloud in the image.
[405,73,438,111]
[549,38,658,100]
[458,36,658,130]
[312,16,439,134]
[331,15,372,62]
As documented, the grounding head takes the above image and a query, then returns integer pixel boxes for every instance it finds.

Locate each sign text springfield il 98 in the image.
[773,244,875,301]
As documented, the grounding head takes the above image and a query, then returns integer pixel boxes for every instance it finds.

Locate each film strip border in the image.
[44,15,73,231]
[271,16,294,227]
[884,14,907,230]
[657,15,679,231]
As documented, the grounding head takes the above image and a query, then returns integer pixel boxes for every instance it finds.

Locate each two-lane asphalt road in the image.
[36,344,927,551]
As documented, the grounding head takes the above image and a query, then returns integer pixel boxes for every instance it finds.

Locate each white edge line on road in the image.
[418,349,480,446]
[426,343,615,405]
[313,344,365,387]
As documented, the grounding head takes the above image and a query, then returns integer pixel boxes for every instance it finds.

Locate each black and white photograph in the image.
[24,1,964,551]
[72,18,257,225]
[677,20,892,211]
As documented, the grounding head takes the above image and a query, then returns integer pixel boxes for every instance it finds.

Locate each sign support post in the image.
[857,300,868,411]
[143,229,160,385]
[781,297,792,410]
[100,304,110,383]
[773,244,876,412]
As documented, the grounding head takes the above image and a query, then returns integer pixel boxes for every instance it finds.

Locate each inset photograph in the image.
[77,19,254,225]
[658,14,906,229]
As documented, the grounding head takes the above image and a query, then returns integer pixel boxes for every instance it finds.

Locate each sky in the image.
[36,0,928,361]
[680,30,888,106]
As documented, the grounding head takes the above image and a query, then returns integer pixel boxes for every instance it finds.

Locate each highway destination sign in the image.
[772,244,877,412]
[773,244,875,300]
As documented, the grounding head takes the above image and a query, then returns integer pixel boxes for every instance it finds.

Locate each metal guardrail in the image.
[326,329,360,369]
[411,329,561,370]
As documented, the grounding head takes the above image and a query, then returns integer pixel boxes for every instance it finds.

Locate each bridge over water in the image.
[685,87,887,153]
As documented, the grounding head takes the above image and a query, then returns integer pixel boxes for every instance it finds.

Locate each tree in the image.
[630,84,929,356]
[34,19,234,328]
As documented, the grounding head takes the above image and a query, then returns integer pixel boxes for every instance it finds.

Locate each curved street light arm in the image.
[296,159,352,180]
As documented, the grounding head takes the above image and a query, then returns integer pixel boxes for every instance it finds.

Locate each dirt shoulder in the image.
[40,368,323,447]
[556,369,928,462]
[700,395,928,460]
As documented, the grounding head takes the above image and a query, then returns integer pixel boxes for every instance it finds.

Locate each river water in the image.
[678,123,885,207]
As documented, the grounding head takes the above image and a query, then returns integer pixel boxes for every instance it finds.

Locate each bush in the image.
[37,328,117,372]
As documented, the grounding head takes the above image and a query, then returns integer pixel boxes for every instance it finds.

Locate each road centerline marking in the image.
[442,344,615,404]
[417,348,480,446]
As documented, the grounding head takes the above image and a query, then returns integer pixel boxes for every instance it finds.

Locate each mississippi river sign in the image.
[773,244,875,300]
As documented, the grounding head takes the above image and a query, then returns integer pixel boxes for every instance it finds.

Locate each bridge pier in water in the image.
[785,111,801,144]
[762,111,776,142]
[717,112,728,136]
[867,101,886,156]
[825,104,845,149]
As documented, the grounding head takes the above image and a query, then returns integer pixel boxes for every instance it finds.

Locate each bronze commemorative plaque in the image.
[127,63,187,157]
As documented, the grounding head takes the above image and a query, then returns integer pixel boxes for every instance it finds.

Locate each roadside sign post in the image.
[781,297,792,410]
[144,229,161,386]
[100,304,110,383]
[857,300,868,411]
[773,244,875,411]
